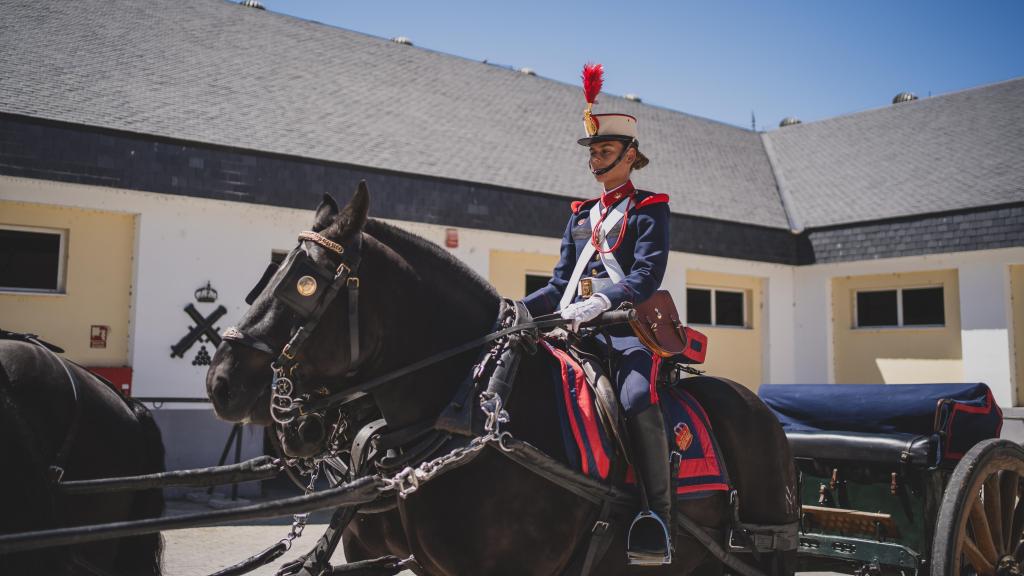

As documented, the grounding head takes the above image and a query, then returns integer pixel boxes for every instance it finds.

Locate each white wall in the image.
[959,260,1016,406]
[793,247,1024,404]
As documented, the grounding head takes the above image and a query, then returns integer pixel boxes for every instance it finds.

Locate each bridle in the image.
[222,230,363,425]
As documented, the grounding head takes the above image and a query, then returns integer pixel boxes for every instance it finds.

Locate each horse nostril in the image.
[213,376,233,406]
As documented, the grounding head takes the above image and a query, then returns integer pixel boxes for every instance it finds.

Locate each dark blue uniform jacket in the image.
[522,182,670,351]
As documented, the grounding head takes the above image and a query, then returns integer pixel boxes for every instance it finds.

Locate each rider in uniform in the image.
[521,64,673,565]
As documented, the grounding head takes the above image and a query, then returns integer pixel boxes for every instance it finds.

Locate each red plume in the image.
[582,63,604,104]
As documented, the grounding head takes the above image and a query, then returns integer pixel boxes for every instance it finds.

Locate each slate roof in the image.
[0,0,789,229]
[763,77,1024,228]
[1,0,1020,233]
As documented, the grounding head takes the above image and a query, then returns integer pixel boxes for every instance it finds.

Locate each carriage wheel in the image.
[931,439,1024,576]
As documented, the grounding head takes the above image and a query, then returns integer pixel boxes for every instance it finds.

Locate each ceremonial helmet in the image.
[577,63,649,173]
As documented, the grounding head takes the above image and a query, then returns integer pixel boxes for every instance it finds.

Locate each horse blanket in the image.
[541,341,729,499]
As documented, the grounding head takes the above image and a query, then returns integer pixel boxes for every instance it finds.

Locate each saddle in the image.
[541,338,730,500]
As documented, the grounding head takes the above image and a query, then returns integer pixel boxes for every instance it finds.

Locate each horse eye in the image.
[296,275,318,297]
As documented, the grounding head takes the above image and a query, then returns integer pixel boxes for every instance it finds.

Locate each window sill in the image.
[688,323,752,331]
[0,289,66,297]
[851,325,946,331]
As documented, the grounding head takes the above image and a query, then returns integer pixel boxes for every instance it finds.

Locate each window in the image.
[855,286,945,328]
[0,226,67,293]
[902,287,945,326]
[524,274,549,296]
[687,287,746,327]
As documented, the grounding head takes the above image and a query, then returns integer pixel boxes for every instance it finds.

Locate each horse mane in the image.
[363,219,500,306]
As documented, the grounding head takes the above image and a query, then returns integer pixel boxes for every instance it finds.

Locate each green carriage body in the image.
[760,383,1015,576]
[794,453,949,574]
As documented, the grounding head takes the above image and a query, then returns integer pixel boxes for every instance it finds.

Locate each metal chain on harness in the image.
[383,394,513,499]
[279,463,321,551]
[271,363,300,425]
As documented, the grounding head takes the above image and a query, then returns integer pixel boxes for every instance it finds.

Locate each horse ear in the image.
[313,193,340,232]
[335,180,370,236]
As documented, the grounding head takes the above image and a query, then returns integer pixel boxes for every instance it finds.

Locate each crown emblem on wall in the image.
[195,281,219,303]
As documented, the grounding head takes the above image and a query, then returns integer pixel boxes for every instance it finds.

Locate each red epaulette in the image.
[571,198,601,214]
[636,193,670,209]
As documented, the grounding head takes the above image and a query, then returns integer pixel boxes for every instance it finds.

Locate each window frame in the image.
[686,285,749,329]
[0,224,69,295]
[853,285,946,329]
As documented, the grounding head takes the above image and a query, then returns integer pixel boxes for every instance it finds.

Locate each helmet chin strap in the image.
[589,138,637,176]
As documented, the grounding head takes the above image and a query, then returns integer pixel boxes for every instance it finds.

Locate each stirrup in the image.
[626,511,672,566]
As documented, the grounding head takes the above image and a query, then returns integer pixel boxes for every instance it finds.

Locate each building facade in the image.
[1,0,1022,473]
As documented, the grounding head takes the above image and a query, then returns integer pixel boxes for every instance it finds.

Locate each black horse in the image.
[0,335,166,575]
[207,183,797,575]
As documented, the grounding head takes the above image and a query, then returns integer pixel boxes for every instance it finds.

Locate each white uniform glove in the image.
[560,293,612,332]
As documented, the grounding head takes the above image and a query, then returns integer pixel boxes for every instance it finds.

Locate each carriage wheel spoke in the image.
[1013,494,1024,559]
[965,538,997,576]
[1002,471,1021,552]
[971,495,1001,563]
[985,474,1005,554]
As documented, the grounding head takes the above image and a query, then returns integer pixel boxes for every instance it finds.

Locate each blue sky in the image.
[260,0,1024,130]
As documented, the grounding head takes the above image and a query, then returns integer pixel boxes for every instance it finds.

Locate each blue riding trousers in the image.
[609,345,660,418]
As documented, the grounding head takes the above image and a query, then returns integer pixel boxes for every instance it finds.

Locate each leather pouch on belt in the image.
[629,290,708,364]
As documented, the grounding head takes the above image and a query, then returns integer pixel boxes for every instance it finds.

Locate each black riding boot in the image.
[625,403,673,565]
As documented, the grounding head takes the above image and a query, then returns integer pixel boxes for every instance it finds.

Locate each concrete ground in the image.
[161,493,415,576]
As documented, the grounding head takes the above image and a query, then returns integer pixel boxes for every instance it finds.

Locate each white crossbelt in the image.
[558,197,630,311]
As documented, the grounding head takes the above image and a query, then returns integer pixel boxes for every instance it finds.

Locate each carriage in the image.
[760,382,1022,576]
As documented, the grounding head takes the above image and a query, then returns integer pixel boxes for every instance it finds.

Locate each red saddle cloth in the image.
[541,341,730,499]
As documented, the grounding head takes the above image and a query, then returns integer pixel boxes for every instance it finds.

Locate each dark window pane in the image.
[857,290,897,327]
[687,288,711,324]
[0,229,61,290]
[525,274,549,296]
[715,291,745,327]
[903,287,945,326]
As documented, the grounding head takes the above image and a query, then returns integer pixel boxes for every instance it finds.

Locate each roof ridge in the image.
[765,75,1024,133]
[759,133,803,234]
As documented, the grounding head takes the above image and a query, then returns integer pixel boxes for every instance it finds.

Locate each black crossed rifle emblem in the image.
[171,304,227,358]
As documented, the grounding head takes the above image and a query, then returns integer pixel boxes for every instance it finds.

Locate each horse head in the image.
[207,182,375,458]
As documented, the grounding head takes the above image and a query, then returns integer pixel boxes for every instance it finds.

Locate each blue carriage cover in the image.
[759,383,1002,464]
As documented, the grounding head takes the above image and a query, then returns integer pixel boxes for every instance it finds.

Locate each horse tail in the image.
[115,398,167,576]
[0,354,66,573]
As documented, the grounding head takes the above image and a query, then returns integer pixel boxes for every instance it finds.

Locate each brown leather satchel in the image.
[629,290,708,363]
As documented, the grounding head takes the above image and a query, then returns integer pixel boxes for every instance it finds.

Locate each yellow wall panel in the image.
[686,269,764,391]
[489,250,560,300]
[0,201,135,366]
[832,270,962,384]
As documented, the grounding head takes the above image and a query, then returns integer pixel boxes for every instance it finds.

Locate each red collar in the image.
[601,180,635,207]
